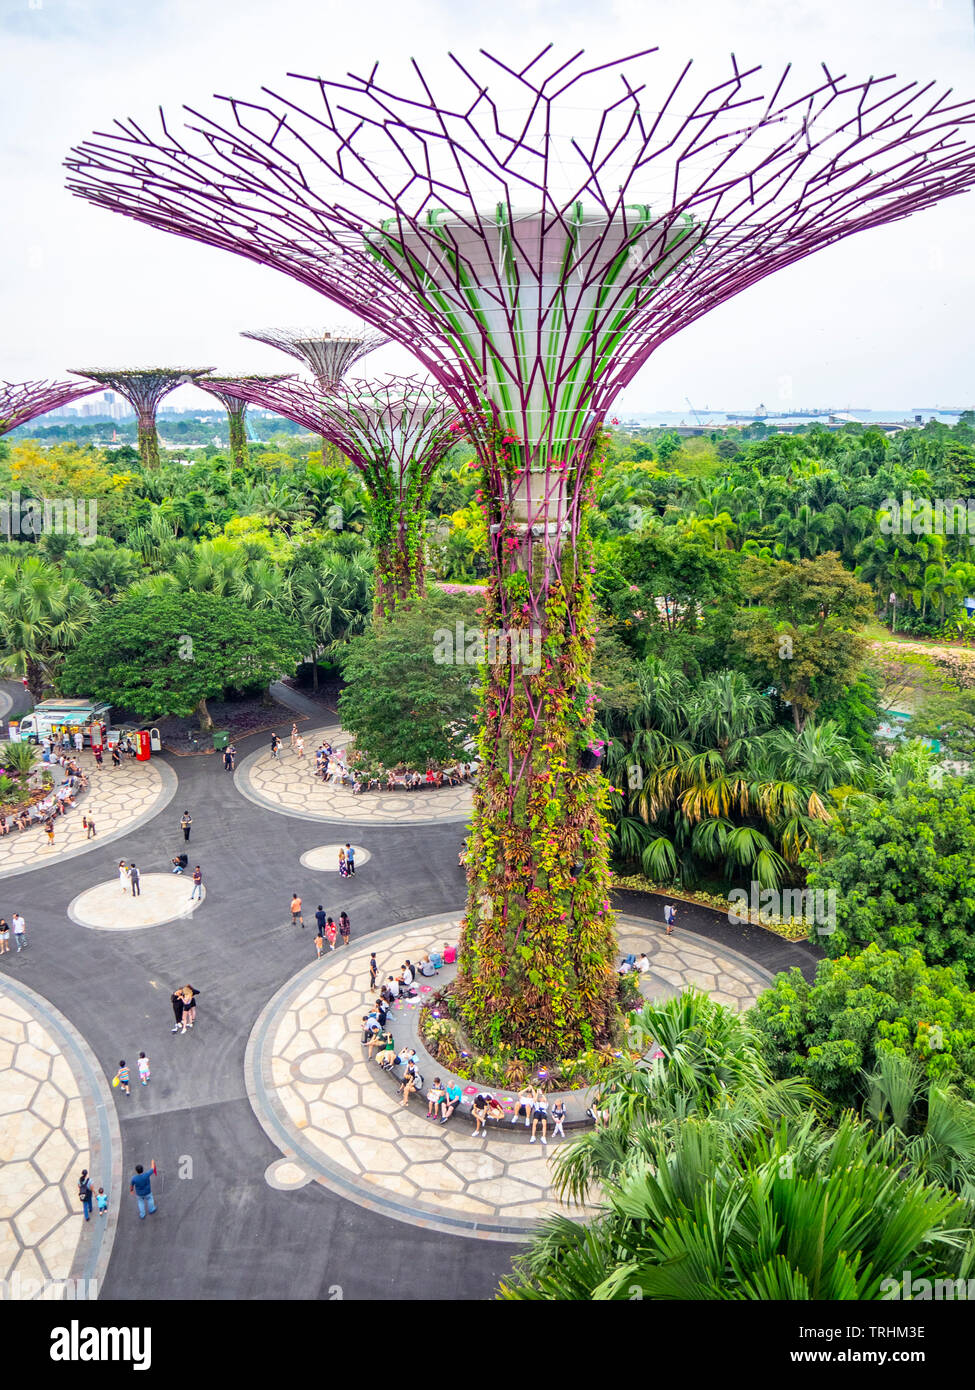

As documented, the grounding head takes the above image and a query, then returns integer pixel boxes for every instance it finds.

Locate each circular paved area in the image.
[299,844,372,872]
[0,754,176,881]
[236,727,474,826]
[0,976,120,1298]
[67,874,207,931]
[247,914,772,1242]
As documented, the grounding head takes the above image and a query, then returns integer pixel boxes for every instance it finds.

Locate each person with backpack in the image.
[180,811,192,841]
[78,1169,93,1221]
[664,903,675,935]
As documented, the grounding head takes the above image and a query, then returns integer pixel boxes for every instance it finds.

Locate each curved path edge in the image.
[2,974,122,1296]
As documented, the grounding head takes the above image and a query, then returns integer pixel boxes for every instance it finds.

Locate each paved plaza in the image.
[246,915,772,1241]
[236,727,474,826]
[67,873,207,931]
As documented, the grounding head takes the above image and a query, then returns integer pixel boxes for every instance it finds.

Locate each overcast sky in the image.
[1,0,974,414]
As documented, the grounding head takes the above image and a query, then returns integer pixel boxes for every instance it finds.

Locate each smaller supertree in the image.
[0,378,100,436]
[241,327,386,461]
[217,374,461,614]
[70,367,212,468]
[196,374,295,469]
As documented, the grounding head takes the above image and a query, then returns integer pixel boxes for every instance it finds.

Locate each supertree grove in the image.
[0,378,100,436]
[65,46,975,1055]
[69,368,212,468]
[215,373,459,614]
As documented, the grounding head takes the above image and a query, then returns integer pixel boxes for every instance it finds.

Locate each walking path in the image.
[236,727,474,826]
[246,914,772,1242]
[0,755,176,882]
[0,975,120,1297]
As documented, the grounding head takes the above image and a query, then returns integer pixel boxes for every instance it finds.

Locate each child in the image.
[115,1061,130,1095]
[96,1187,108,1216]
[314,929,324,959]
[138,1052,150,1086]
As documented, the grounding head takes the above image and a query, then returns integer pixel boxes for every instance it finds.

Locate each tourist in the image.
[439,1081,463,1124]
[85,815,96,839]
[171,854,187,874]
[511,1088,533,1128]
[664,903,675,935]
[0,813,6,837]
[129,863,141,898]
[368,953,378,990]
[290,893,304,928]
[426,1077,446,1119]
[383,976,399,1002]
[170,989,184,1034]
[314,926,325,959]
[129,1163,156,1220]
[78,1169,93,1222]
[92,744,103,768]
[180,811,192,842]
[270,733,280,760]
[471,1093,488,1138]
[551,1100,567,1139]
[402,960,415,987]
[119,860,131,894]
[529,1090,549,1145]
[315,904,327,935]
[398,1061,421,1108]
[588,1091,611,1128]
[376,1034,396,1069]
[418,954,437,978]
[111,745,121,769]
[338,847,349,877]
[12,912,26,952]
[0,918,9,955]
[443,942,457,965]
[361,1013,381,1044]
[137,1052,151,1087]
[44,818,54,847]
[290,723,299,750]
[96,1186,108,1216]
[636,952,651,973]
[339,911,351,947]
[295,734,305,759]
[189,865,203,901]
[180,985,199,1032]
[74,730,84,753]
[325,916,338,951]
[114,1061,130,1096]
[344,844,356,876]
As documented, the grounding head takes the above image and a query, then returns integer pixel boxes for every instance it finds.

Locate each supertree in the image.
[0,378,100,436]
[196,373,295,469]
[70,368,212,468]
[216,373,460,614]
[66,47,975,1057]
[240,327,386,461]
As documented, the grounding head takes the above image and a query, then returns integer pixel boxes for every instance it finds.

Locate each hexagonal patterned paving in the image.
[0,978,119,1297]
[236,728,474,826]
[246,914,772,1241]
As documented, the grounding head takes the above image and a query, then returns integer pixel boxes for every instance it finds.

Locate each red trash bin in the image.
[135,730,152,761]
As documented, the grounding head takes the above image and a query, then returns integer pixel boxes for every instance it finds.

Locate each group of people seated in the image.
[617,951,651,975]
[381,763,475,791]
[0,761,88,836]
[379,947,452,1003]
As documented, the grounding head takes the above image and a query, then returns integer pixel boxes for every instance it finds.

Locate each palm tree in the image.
[863,1052,975,1199]
[293,554,371,689]
[0,554,99,699]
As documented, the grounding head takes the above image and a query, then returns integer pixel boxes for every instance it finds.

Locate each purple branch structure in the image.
[70,367,213,468]
[0,379,100,436]
[196,373,295,469]
[64,46,975,1056]
[218,373,461,612]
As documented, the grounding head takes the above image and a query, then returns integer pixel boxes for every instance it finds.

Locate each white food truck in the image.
[14,699,112,746]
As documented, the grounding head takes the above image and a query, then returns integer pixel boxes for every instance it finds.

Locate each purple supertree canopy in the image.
[64,46,975,461]
[0,378,100,436]
[196,372,296,417]
[215,373,460,478]
[240,327,387,388]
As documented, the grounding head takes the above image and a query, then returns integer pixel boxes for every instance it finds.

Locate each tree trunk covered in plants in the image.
[454,440,619,1059]
[25,655,45,703]
[227,409,248,471]
[137,414,161,471]
[365,465,431,621]
[195,696,214,731]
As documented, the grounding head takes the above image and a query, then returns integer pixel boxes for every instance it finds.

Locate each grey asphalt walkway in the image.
[0,710,815,1301]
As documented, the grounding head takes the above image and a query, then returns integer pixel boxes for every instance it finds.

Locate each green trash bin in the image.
[212,730,230,751]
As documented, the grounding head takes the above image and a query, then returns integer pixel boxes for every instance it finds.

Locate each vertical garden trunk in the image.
[454,443,619,1059]
[227,410,248,471]
[367,467,430,621]
[136,413,161,470]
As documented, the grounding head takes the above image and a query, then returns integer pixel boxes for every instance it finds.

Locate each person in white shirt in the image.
[12,913,26,951]
[636,953,651,973]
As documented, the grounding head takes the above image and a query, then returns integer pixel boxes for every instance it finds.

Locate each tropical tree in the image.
[0,554,99,699]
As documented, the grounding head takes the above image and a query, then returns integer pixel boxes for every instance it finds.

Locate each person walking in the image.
[290,893,304,928]
[84,815,96,839]
[96,1186,108,1216]
[114,1061,130,1096]
[129,863,141,897]
[368,952,378,990]
[0,918,9,955]
[664,902,675,936]
[270,733,280,760]
[44,818,55,847]
[290,723,299,750]
[170,989,185,1034]
[338,848,349,878]
[339,910,351,947]
[325,916,338,952]
[110,744,121,769]
[180,811,192,842]
[179,986,199,1032]
[92,744,103,768]
[78,1169,93,1222]
[189,865,203,901]
[344,844,356,876]
[314,925,325,959]
[12,912,26,952]
[137,1051,150,1086]
[129,1163,156,1219]
[226,743,236,771]
[295,734,305,759]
